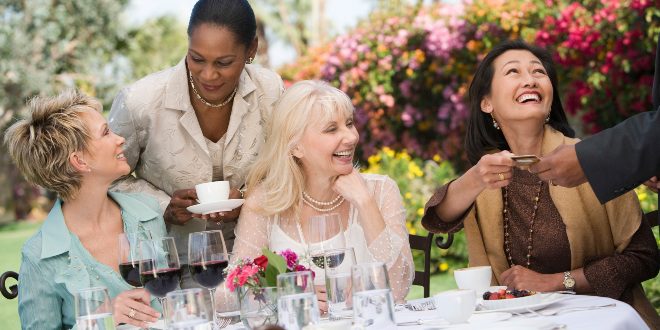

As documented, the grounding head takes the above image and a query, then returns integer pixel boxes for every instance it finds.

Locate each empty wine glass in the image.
[139,237,181,328]
[118,231,151,287]
[305,213,345,285]
[74,286,115,330]
[165,288,212,329]
[188,230,230,329]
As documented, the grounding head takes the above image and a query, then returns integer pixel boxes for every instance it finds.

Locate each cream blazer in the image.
[108,58,284,260]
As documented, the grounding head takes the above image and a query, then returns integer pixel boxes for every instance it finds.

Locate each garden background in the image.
[0,0,658,328]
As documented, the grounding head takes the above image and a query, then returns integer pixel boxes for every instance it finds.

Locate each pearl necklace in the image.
[503,180,543,268]
[188,70,237,108]
[302,191,345,212]
[302,191,342,206]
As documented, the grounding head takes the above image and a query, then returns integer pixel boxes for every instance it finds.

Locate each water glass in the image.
[74,286,115,330]
[214,284,241,327]
[166,288,212,329]
[351,262,395,329]
[277,271,320,330]
[324,247,356,320]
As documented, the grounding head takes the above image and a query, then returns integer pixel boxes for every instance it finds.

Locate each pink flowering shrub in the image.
[280,0,658,170]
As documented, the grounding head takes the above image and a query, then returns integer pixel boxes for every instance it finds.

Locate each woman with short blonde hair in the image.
[234,80,414,307]
[6,90,166,329]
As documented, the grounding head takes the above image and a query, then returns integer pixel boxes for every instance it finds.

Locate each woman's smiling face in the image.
[294,109,359,178]
[481,49,553,129]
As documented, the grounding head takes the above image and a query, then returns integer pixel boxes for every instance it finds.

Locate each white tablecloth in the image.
[200,294,649,330]
[393,294,647,330]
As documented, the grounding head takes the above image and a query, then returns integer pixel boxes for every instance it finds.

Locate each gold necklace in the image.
[503,180,543,268]
[188,70,237,108]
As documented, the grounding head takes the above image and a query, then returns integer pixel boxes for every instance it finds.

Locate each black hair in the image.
[187,0,257,47]
[465,40,575,165]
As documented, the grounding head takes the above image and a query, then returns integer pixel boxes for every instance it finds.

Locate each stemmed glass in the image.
[305,213,346,284]
[188,230,230,329]
[118,231,151,287]
[139,237,181,327]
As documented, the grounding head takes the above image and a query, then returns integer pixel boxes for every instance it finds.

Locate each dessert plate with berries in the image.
[476,289,565,313]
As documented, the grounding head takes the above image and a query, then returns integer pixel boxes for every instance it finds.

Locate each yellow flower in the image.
[383,147,395,158]
[405,192,412,199]
[368,154,382,165]
[406,68,414,77]
[439,262,449,272]
[377,44,388,53]
[433,154,442,163]
[409,228,417,235]
[417,208,424,217]
[638,192,648,202]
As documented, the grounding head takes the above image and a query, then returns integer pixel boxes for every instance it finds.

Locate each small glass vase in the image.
[239,286,278,329]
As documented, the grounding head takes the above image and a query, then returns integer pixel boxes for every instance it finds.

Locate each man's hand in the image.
[530,144,587,187]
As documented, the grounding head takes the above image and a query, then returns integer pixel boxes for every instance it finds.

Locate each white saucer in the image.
[187,199,245,215]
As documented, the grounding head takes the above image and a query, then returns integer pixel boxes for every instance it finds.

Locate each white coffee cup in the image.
[434,289,476,324]
[195,181,230,204]
[453,265,492,297]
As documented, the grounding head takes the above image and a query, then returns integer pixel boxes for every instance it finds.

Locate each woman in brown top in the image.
[422,40,659,326]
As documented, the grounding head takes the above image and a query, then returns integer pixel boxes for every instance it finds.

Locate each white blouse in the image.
[232,174,414,303]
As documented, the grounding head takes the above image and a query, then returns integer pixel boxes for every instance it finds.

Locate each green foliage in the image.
[361,147,469,273]
[122,16,187,80]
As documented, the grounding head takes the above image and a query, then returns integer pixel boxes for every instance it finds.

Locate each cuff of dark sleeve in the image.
[421,180,470,234]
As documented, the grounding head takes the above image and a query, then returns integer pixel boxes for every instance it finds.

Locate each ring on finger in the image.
[498,173,505,181]
[128,308,137,319]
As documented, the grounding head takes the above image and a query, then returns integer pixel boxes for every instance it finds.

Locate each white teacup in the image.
[453,265,492,297]
[195,181,230,204]
[434,289,476,324]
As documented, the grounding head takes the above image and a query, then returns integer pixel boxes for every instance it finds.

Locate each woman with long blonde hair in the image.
[232,80,413,307]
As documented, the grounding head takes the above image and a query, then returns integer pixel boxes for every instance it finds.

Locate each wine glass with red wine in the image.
[188,230,230,329]
[118,231,151,287]
[138,237,181,327]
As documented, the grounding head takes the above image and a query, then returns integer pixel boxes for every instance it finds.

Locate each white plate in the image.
[468,311,511,324]
[476,293,564,313]
[187,199,244,215]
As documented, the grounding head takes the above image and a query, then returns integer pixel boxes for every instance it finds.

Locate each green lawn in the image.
[0,221,40,330]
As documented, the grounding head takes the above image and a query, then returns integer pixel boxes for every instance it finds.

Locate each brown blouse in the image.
[422,168,659,305]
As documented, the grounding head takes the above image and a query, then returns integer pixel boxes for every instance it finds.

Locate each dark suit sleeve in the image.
[653,34,660,111]
[575,111,660,203]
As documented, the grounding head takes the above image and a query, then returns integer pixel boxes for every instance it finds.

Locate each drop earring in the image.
[545,115,550,123]
[491,115,500,130]
[246,57,254,64]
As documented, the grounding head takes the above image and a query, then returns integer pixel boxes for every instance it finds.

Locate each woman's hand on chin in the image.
[469,150,515,190]
[333,168,370,206]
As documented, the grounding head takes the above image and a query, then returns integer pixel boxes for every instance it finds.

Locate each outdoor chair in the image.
[1,271,18,300]
[408,232,454,297]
